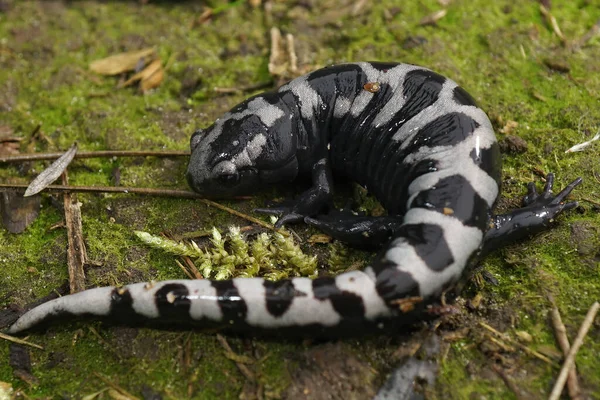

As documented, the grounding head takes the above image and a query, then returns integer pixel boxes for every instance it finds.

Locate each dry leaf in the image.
[24,143,78,197]
[140,60,164,92]
[1,190,41,233]
[0,125,20,156]
[89,48,156,76]
[120,58,164,91]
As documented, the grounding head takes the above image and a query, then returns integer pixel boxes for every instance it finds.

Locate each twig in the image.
[479,322,556,365]
[0,183,284,235]
[183,257,203,279]
[0,150,189,163]
[93,372,141,400]
[164,232,203,279]
[62,173,87,294]
[175,259,194,279]
[0,332,44,350]
[199,197,289,237]
[548,302,599,400]
[549,302,581,399]
[539,5,566,45]
[0,183,244,200]
[213,81,273,94]
[581,197,600,207]
[286,33,297,74]
[571,18,600,50]
[216,334,256,381]
[492,364,527,400]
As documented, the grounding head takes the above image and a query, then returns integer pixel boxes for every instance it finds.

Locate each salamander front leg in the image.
[255,158,334,228]
[481,173,581,256]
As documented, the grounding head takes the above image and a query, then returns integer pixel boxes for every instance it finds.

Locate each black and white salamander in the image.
[7,62,582,336]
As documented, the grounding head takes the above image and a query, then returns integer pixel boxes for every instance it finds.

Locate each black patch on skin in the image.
[370,62,406,72]
[110,288,143,322]
[212,280,248,323]
[364,70,445,191]
[402,69,446,100]
[305,63,365,99]
[312,277,366,320]
[380,158,439,215]
[411,112,480,149]
[154,284,191,321]
[410,174,491,230]
[453,86,478,106]
[372,260,421,304]
[470,143,502,187]
[387,224,455,272]
[263,280,295,317]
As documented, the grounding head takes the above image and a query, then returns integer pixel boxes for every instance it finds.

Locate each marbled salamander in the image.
[8,62,581,336]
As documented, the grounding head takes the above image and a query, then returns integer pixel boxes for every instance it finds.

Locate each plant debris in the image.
[0,190,41,233]
[419,9,447,26]
[565,130,600,153]
[63,176,87,294]
[24,143,78,197]
[89,48,156,76]
[268,27,298,81]
[549,302,599,400]
[549,300,581,399]
[90,47,164,92]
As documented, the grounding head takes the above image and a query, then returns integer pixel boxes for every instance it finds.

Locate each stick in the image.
[0,183,246,200]
[548,302,599,400]
[198,197,288,236]
[0,332,44,350]
[93,372,141,400]
[492,364,527,400]
[479,322,556,365]
[62,173,87,294]
[0,183,284,235]
[549,304,581,399]
[0,150,189,163]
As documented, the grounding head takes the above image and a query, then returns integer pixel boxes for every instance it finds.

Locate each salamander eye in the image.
[190,129,205,151]
[218,172,240,185]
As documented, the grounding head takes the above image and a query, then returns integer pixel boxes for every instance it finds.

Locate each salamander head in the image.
[186,107,298,197]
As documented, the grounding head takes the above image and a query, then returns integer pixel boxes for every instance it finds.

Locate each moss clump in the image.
[136,226,318,280]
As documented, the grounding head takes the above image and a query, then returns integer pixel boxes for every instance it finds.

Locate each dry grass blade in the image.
[0,332,44,350]
[89,48,156,75]
[24,143,78,197]
[93,372,141,400]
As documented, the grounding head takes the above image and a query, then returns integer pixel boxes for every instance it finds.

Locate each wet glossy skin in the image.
[7,63,581,337]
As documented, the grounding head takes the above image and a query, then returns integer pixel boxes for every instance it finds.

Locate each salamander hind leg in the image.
[482,173,582,255]
[305,213,404,249]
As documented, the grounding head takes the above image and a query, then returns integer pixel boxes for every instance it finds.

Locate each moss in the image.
[1,0,600,397]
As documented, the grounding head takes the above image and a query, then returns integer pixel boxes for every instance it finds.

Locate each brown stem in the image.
[0,150,190,163]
